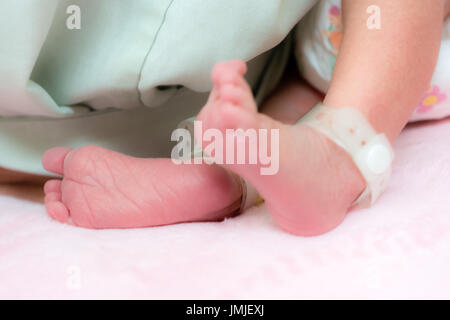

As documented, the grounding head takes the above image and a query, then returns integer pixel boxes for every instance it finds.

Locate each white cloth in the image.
[0,0,318,174]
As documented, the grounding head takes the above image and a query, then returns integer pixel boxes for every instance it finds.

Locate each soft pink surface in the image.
[1,119,450,299]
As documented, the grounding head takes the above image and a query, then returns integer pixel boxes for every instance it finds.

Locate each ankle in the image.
[320,127,367,208]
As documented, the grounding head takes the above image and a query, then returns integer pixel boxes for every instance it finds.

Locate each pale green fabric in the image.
[0,0,317,175]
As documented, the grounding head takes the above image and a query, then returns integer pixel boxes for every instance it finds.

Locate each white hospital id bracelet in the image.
[298,103,394,208]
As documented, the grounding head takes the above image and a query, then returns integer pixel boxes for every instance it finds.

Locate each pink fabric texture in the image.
[1,119,450,299]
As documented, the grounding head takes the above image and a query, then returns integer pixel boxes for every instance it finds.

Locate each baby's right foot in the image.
[198,60,366,236]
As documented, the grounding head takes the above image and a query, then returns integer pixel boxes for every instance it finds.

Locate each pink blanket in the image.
[1,119,450,299]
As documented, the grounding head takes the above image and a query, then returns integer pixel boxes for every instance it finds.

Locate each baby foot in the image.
[198,60,366,236]
[42,146,242,229]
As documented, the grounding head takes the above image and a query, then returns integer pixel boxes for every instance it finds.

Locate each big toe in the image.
[45,201,70,224]
[212,60,247,86]
[42,147,73,175]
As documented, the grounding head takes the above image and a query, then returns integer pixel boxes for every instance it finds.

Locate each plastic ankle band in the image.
[176,117,259,214]
[238,177,260,211]
[298,103,394,208]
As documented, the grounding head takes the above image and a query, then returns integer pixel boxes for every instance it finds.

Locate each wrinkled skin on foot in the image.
[42,146,242,229]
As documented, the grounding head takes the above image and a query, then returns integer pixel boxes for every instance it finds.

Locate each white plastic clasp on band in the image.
[298,103,394,208]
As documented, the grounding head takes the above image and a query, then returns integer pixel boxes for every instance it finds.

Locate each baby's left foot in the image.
[41,146,242,229]
[198,60,366,236]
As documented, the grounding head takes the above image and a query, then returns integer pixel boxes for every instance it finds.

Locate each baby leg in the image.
[0,167,48,203]
[0,167,49,184]
[325,0,445,140]
[198,0,447,236]
[259,63,324,124]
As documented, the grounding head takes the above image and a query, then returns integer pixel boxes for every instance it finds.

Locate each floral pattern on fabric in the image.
[416,85,447,114]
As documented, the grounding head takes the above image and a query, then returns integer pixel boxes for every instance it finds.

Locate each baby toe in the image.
[212,60,247,87]
[45,201,70,224]
[42,147,73,175]
[44,179,62,194]
[45,191,62,203]
[219,84,254,108]
[227,60,247,75]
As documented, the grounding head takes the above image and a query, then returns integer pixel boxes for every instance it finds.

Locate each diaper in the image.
[295,0,450,123]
